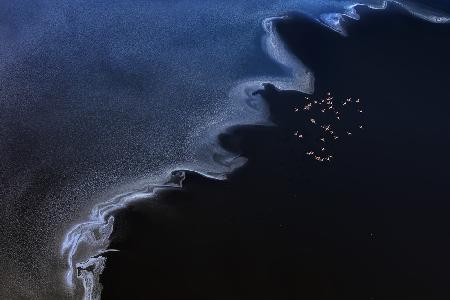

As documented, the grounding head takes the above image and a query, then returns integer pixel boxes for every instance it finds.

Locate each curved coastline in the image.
[61,2,450,299]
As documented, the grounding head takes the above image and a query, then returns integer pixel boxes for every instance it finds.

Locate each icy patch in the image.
[319,1,449,35]
[62,171,188,299]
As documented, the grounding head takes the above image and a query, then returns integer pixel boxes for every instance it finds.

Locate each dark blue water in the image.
[101,4,450,300]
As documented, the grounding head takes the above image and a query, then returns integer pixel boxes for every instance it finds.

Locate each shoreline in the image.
[61,2,450,299]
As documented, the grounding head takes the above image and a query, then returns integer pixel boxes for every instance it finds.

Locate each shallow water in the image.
[0,0,448,299]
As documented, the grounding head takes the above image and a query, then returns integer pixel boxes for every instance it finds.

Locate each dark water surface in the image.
[101,6,450,300]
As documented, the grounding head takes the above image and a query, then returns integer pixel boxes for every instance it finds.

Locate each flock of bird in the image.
[293,92,364,162]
